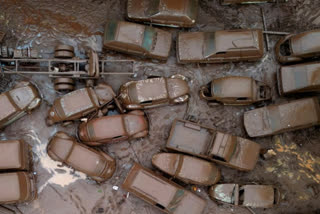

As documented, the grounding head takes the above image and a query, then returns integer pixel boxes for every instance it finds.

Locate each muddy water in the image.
[1,0,320,214]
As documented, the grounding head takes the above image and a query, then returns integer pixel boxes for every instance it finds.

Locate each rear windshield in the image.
[105,21,118,41]
[142,27,156,52]
[204,33,216,58]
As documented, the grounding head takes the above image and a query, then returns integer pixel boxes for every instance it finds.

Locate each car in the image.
[0,140,30,171]
[199,76,271,105]
[127,0,199,28]
[118,75,190,110]
[166,119,261,171]
[209,184,281,208]
[78,110,149,146]
[103,21,172,60]
[47,132,116,182]
[221,0,286,5]
[244,97,320,137]
[177,29,264,64]
[0,172,37,204]
[46,83,118,125]
[152,153,221,186]
[277,62,320,95]
[275,29,320,64]
[0,81,41,129]
[122,163,207,214]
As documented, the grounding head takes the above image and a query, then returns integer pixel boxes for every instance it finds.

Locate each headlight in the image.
[173,95,189,103]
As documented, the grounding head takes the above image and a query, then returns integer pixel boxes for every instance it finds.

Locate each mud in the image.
[0,0,320,214]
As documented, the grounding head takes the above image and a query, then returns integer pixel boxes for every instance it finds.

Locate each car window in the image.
[146,0,160,16]
[187,0,198,18]
[105,21,118,41]
[203,33,216,58]
[142,27,156,52]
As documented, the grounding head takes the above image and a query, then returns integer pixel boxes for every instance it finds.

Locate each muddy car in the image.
[103,21,172,60]
[0,140,30,171]
[152,153,220,186]
[177,29,264,64]
[47,132,116,182]
[78,110,148,146]
[277,62,320,95]
[122,163,207,214]
[166,119,261,171]
[0,81,41,129]
[221,0,284,5]
[118,75,189,110]
[200,76,271,105]
[209,184,281,208]
[46,83,117,125]
[244,97,320,137]
[275,29,320,64]
[0,206,15,214]
[0,172,37,204]
[127,0,199,28]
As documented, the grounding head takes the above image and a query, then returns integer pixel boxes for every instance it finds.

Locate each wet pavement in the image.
[0,0,320,214]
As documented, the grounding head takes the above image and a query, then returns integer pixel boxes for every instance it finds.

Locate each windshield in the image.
[146,0,160,16]
[142,27,156,52]
[104,21,118,41]
[203,32,216,58]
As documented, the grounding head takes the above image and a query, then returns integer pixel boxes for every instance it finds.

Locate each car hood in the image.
[127,0,148,19]
[167,78,189,99]
[242,185,275,208]
[229,137,261,171]
[291,30,320,56]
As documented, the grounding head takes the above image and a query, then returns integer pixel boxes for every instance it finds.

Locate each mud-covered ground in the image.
[0,0,320,214]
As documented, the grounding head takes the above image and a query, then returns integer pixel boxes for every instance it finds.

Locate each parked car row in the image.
[0,140,37,204]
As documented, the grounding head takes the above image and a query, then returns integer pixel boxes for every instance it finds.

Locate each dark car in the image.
[104,21,172,60]
[277,62,320,95]
[46,83,117,125]
[118,75,190,110]
[166,119,261,171]
[244,97,320,137]
[0,81,41,129]
[209,184,281,208]
[127,0,199,28]
[177,29,264,63]
[78,110,148,146]
[122,163,207,214]
[47,132,116,182]
[275,29,320,64]
[200,76,271,105]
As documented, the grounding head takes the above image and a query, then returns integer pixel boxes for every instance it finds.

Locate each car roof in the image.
[245,97,320,136]
[281,63,320,93]
[0,140,23,170]
[212,76,254,99]
[128,78,168,103]
[243,185,274,207]
[178,32,205,61]
[67,144,104,175]
[115,21,145,46]
[214,30,260,53]
[0,93,17,121]
[0,173,22,202]
[291,30,320,55]
[60,88,97,117]
[87,115,126,140]
[158,0,187,13]
[124,163,179,208]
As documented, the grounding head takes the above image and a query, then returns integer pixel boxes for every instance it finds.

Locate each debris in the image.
[112,186,119,191]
